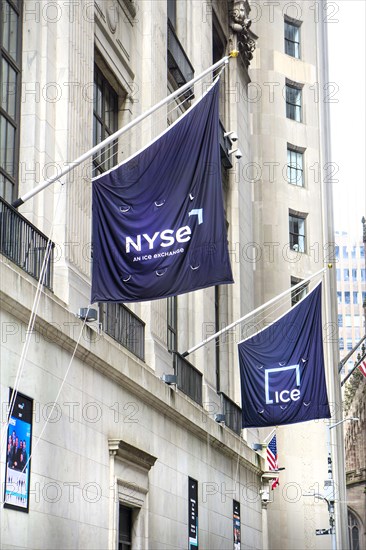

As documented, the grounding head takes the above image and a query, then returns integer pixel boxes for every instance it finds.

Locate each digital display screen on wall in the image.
[4,389,33,512]
[233,500,241,550]
[188,477,198,549]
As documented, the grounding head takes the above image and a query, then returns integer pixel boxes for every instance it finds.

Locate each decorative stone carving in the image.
[229,1,256,67]
[106,0,119,34]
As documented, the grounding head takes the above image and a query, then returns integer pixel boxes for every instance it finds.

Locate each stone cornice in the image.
[0,258,262,476]
[108,439,157,470]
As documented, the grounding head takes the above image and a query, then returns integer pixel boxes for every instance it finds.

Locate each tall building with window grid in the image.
[249,1,347,548]
[335,231,366,374]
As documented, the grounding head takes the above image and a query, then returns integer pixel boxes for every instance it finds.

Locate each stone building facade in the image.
[344,378,366,550]
[248,1,347,548]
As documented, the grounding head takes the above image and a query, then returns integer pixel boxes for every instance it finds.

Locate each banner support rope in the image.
[182,266,329,357]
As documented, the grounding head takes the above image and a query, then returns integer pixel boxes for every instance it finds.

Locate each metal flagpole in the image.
[262,428,276,445]
[182,266,329,357]
[340,348,366,386]
[338,334,366,373]
[12,52,238,208]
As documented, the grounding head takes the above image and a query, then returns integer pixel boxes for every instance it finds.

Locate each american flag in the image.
[359,360,366,378]
[267,434,279,489]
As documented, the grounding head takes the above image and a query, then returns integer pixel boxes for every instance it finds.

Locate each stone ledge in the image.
[0,259,262,476]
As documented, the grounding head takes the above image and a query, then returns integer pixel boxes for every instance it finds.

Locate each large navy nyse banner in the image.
[91,80,233,303]
[238,283,331,428]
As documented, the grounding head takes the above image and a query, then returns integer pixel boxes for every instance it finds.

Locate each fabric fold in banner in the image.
[238,283,331,428]
[91,80,233,303]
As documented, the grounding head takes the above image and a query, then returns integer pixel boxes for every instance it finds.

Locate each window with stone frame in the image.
[167,0,177,29]
[287,146,304,186]
[167,295,178,352]
[93,63,119,177]
[0,0,22,202]
[286,82,302,122]
[119,504,133,550]
[290,276,308,306]
[289,211,307,252]
[284,18,301,58]
[348,509,361,550]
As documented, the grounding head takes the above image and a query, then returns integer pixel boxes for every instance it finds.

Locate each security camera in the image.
[228,148,243,159]
[260,489,270,502]
[224,130,238,142]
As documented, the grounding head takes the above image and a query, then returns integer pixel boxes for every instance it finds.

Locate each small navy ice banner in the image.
[91,81,233,303]
[238,284,331,428]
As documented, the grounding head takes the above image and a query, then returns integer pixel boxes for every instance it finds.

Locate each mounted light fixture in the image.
[161,374,177,386]
[228,148,243,159]
[77,308,98,323]
[214,413,226,424]
[224,130,238,142]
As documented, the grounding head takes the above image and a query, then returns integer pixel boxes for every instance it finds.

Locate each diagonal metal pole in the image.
[341,350,366,386]
[182,266,328,357]
[338,334,366,373]
[12,52,238,208]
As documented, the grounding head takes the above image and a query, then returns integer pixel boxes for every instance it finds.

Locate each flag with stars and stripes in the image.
[359,360,366,378]
[267,434,279,490]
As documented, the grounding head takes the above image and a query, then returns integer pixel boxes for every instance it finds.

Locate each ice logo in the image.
[265,364,301,405]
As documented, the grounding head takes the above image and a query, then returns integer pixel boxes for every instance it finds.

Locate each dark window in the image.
[338,314,343,327]
[360,246,364,259]
[344,268,349,281]
[0,0,22,202]
[344,291,350,304]
[167,296,177,352]
[289,213,306,252]
[284,19,300,58]
[291,276,308,306]
[219,392,242,435]
[167,0,176,28]
[353,292,358,304]
[361,268,366,281]
[215,286,220,390]
[93,64,118,176]
[286,84,302,121]
[339,337,344,350]
[287,147,304,186]
[99,303,145,360]
[174,352,202,405]
[352,268,357,281]
[119,504,132,550]
[337,291,342,304]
